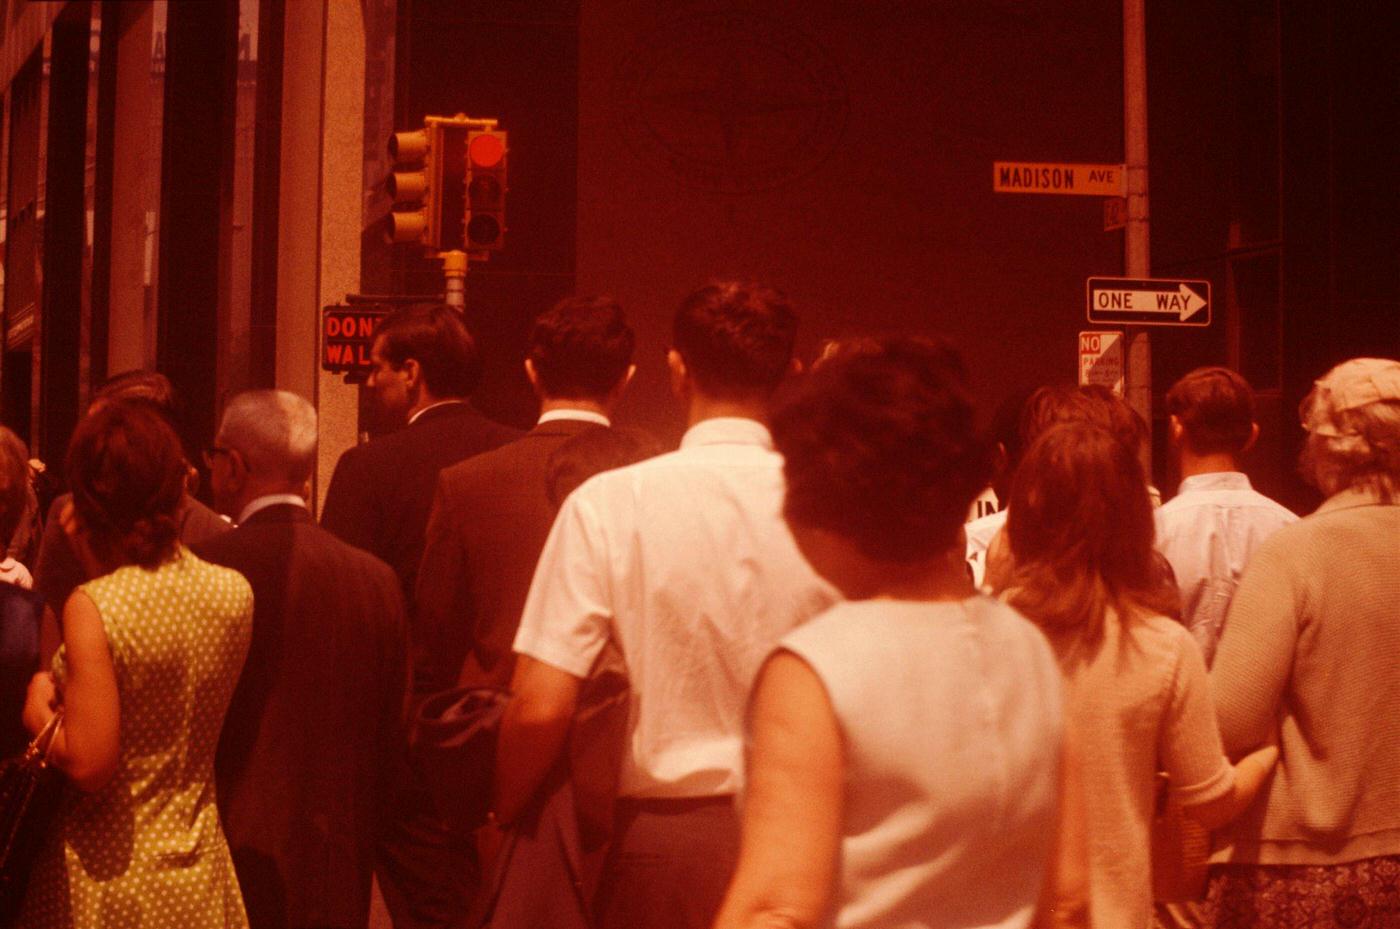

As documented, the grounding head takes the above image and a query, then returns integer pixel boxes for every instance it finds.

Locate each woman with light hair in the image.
[1203,357,1400,928]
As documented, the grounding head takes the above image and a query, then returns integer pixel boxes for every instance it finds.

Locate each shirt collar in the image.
[408,399,467,425]
[1178,471,1252,494]
[538,409,611,427]
[680,417,773,451]
[1316,484,1394,516]
[237,494,309,526]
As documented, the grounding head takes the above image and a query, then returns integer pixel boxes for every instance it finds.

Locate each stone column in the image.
[276,0,362,511]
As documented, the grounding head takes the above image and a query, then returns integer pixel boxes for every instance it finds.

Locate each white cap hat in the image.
[1304,357,1400,436]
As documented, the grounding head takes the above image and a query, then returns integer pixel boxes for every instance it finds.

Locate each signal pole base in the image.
[441,250,468,310]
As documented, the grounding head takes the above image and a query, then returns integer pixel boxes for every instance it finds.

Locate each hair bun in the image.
[125,513,180,569]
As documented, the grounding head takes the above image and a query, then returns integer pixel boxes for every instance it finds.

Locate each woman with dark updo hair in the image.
[17,401,253,928]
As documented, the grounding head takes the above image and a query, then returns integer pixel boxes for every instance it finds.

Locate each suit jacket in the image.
[34,491,229,615]
[194,504,408,929]
[320,401,521,609]
[415,418,602,696]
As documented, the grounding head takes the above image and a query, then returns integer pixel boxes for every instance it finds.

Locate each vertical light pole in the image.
[1124,0,1153,477]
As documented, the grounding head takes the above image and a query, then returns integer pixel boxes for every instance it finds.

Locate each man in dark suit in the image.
[319,303,518,929]
[320,303,521,605]
[415,295,635,698]
[195,389,407,929]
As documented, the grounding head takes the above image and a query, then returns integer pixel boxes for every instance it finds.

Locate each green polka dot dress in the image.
[18,547,253,928]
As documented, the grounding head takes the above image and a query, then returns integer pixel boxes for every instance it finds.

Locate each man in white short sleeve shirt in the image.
[495,282,836,929]
[1156,366,1296,665]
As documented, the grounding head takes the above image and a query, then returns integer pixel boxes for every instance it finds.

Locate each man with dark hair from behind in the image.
[321,303,520,601]
[32,370,229,657]
[967,385,1088,585]
[415,295,636,700]
[320,303,520,929]
[495,282,837,929]
[194,390,406,929]
[1155,366,1295,665]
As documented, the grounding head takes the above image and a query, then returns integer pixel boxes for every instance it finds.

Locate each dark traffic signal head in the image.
[465,130,507,252]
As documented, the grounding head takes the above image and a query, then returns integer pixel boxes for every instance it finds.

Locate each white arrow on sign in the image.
[1091,283,1207,321]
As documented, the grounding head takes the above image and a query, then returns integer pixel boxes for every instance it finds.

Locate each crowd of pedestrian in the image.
[0,282,1395,929]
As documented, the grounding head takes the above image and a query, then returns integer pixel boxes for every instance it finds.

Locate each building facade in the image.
[0,1,1393,516]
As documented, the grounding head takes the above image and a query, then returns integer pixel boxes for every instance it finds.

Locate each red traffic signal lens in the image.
[468,133,505,168]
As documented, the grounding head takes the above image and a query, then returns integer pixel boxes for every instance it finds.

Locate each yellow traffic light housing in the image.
[387,127,436,245]
[386,115,503,254]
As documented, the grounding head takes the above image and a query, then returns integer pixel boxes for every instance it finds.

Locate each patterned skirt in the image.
[1199,855,1400,929]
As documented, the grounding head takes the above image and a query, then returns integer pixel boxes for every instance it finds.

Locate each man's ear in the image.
[1168,414,1185,445]
[610,364,637,403]
[1242,421,1260,454]
[402,357,423,392]
[666,350,688,399]
[227,447,251,489]
[524,358,543,397]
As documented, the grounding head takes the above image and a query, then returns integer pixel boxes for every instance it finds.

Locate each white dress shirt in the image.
[237,493,309,526]
[407,399,467,425]
[537,408,610,427]
[964,509,1007,589]
[514,417,838,798]
[1155,471,1296,665]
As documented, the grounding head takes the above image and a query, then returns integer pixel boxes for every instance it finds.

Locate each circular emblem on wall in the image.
[614,11,850,194]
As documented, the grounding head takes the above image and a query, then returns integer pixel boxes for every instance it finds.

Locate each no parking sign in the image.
[1079,331,1124,395]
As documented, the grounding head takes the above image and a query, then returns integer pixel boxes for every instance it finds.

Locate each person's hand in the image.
[22,671,58,736]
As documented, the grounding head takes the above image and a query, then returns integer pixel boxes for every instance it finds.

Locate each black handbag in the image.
[410,688,509,836]
[0,711,64,921]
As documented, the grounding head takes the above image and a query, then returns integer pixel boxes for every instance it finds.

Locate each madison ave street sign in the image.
[1086,277,1211,327]
[993,161,1126,196]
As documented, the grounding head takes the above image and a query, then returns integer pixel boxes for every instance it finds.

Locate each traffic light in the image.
[387,127,434,246]
[387,116,502,254]
[465,129,507,252]
[387,121,470,250]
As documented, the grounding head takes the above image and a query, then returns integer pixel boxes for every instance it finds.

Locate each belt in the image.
[613,795,735,814]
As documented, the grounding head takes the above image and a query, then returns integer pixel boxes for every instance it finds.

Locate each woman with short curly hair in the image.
[18,401,253,928]
[716,336,1072,929]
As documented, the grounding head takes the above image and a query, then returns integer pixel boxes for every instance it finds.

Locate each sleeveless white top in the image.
[780,596,1063,929]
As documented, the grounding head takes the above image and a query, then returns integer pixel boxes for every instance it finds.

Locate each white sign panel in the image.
[1086,277,1212,327]
[1079,330,1124,395]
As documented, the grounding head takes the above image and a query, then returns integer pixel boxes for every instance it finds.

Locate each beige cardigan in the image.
[1211,486,1400,865]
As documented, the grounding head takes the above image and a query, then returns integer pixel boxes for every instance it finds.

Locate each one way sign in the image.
[1086,277,1211,327]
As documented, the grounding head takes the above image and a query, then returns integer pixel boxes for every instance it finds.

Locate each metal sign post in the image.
[1124,0,1152,477]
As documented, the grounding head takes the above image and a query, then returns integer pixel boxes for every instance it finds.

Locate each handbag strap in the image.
[24,711,63,764]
